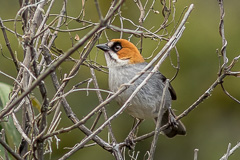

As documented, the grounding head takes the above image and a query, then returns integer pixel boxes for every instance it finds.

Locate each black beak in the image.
[96,43,110,52]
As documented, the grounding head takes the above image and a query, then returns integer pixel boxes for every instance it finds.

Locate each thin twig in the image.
[148,80,169,160]
[90,68,117,142]
[194,149,199,160]
[1,129,9,160]
[12,113,31,144]
[43,39,112,154]
[0,132,23,160]
[0,17,19,72]
[218,0,228,71]
[0,2,120,119]
[220,142,240,160]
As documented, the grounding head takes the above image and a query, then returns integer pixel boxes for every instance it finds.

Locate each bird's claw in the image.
[168,110,179,129]
[124,133,136,150]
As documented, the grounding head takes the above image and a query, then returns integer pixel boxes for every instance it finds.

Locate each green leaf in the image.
[0,82,12,109]
[30,95,41,112]
[0,82,21,158]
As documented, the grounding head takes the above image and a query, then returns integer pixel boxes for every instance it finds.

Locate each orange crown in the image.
[111,39,145,64]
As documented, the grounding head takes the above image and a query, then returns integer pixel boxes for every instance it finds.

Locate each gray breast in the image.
[108,63,172,119]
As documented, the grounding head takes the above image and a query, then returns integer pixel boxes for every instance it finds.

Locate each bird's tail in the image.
[155,108,186,138]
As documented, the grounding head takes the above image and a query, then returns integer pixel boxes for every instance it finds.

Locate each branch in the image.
[176,73,226,120]
[0,130,23,160]
[220,142,240,160]
[218,0,228,70]
[148,80,169,160]
[0,1,120,119]
[0,17,19,72]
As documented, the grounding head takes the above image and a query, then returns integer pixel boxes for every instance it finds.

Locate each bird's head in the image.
[96,39,144,67]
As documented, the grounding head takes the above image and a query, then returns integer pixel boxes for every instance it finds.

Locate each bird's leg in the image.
[130,118,142,136]
[125,118,142,150]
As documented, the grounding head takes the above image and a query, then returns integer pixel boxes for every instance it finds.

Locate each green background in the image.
[0,0,240,159]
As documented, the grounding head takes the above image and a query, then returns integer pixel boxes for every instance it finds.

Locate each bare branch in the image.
[0,18,19,72]
[194,149,199,160]
[218,0,228,70]
[148,80,169,160]
[220,142,240,160]
[0,129,23,160]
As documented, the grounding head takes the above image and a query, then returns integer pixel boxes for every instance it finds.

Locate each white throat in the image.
[104,51,129,68]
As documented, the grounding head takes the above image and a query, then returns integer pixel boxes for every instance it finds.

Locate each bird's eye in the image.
[113,44,122,52]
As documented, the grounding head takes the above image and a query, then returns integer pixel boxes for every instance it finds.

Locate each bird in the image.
[96,39,186,138]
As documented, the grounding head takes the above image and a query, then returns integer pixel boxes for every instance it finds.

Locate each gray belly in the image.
[108,64,172,119]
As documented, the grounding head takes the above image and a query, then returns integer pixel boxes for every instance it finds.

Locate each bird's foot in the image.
[168,110,179,129]
[124,132,136,150]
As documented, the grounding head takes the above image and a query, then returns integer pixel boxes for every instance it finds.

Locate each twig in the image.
[29,32,50,160]
[220,142,240,160]
[12,113,31,144]
[177,73,225,120]
[49,23,96,32]
[0,17,19,72]
[218,0,228,71]
[108,24,143,35]
[148,80,169,160]
[94,0,103,20]
[0,131,23,160]
[0,70,22,87]
[48,0,68,49]
[0,0,124,119]
[49,36,99,105]
[51,88,113,103]
[43,39,112,154]
[33,0,56,44]
[90,68,116,141]
[194,149,199,160]
[224,143,231,160]
[1,129,9,160]
[19,62,37,80]
[217,0,240,103]
[220,83,240,104]
[135,0,145,53]
[170,46,180,82]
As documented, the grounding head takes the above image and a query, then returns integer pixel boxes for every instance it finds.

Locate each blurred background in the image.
[0,0,240,159]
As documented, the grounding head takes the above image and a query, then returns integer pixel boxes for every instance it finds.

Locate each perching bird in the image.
[96,39,186,138]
